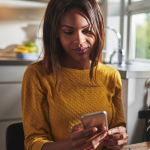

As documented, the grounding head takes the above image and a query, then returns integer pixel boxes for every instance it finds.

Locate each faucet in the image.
[105,26,125,64]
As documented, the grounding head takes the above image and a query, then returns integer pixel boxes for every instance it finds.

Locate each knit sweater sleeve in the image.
[21,66,53,150]
[109,70,126,129]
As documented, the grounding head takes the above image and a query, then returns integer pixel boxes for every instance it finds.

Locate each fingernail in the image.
[108,130,113,134]
[92,127,98,132]
[102,126,106,130]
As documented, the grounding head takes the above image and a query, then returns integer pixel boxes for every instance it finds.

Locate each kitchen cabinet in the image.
[0,63,28,150]
[108,62,150,145]
[0,84,22,120]
[122,78,147,144]
[122,79,128,123]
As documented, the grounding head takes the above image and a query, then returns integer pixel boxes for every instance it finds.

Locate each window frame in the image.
[127,0,150,62]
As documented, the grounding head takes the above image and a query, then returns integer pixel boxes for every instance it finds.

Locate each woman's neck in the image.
[61,57,92,70]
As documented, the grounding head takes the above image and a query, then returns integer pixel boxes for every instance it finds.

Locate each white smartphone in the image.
[81,111,108,130]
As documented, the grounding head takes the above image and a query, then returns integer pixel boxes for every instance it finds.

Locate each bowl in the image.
[16,53,38,60]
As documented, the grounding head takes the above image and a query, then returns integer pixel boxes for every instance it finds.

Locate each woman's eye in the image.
[83,30,92,33]
[63,32,73,35]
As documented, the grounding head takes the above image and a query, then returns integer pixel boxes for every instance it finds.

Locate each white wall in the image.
[0,0,108,57]
[0,1,46,55]
[104,0,128,63]
[104,0,121,63]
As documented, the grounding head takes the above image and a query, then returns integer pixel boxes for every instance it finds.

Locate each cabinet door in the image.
[127,78,147,144]
[0,120,22,150]
[0,84,22,120]
[121,79,128,123]
[0,66,27,82]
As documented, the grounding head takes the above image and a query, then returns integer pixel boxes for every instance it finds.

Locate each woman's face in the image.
[58,7,96,67]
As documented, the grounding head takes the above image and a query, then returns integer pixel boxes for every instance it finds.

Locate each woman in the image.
[21,0,128,150]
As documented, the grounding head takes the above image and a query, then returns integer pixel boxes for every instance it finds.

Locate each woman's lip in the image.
[74,47,87,51]
[73,47,88,54]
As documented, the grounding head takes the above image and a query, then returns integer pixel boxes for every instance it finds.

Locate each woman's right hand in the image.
[67,123,107,150]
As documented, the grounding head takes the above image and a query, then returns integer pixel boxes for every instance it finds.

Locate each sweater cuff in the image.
[32,140,53,150]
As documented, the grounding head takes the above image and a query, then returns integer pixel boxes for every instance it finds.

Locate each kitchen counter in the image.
[0,57,36,66]
[105,62,150,79]
[1,58,150,79]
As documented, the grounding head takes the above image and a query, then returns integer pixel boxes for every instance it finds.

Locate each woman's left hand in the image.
[101,126,128,150]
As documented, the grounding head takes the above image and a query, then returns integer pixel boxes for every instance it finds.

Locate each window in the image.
[128,0,150,61]
[104,0,121,63]
[131,12,150,59]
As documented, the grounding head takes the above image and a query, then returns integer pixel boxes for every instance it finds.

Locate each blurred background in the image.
[0,0,150,63]
[0,0,150,150]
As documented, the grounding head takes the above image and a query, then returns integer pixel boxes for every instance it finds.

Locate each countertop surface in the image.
[1,58,150,78]
[0,57,36,65]
[106,62,150,79]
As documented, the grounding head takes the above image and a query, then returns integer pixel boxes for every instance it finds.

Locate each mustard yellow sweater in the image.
[21,62,126,150]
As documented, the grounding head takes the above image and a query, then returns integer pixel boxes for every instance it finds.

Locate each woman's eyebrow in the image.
[61,24,91,29]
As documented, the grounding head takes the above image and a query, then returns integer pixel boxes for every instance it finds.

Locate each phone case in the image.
[81,111,108,130]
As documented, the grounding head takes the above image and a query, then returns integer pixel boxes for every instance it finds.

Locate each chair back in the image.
[138,109,150,141]
[6,122,24,150]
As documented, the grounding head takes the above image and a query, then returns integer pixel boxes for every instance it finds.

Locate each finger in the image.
[77,131,107,150]
[70,132,95,148]
[97,125,107,132]
[106,144,124,150]
[108,126,126,135]
[107,133,120,139]
[72,123,84,132]
[72,130,107,148]
[86,148,95,150]
[104,135,109,139]
[102,138,128,146]
[71,125,107,141]
[71,127,98,140]
[88,127,107,140]
[92,131,108,143]
[83,141,99,150]
[110,133,128,140]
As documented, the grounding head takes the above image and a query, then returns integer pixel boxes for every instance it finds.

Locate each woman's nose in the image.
[73,31,86,44]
